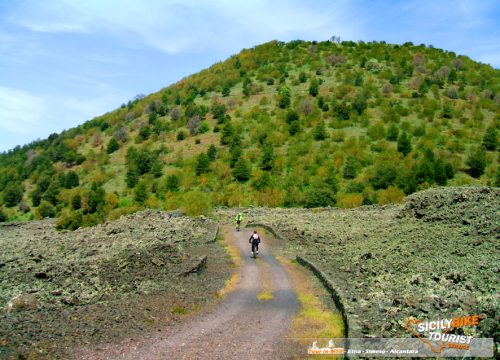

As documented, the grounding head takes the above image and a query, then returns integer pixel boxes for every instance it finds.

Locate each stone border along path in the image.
[247,222,361,340]
[74,227,301,359]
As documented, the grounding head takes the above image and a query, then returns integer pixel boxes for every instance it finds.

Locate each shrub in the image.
[304,183,337,208]
[397,132,412,156]
[3,183,23,207]
[343,156,359,179]
[180,190,212,216]
[378,186,405,205]
[107,137,120,154]
[37,200,55,218]
[72,194,82,210]
[134,181,149,204]
[64,171,79,189]
[337,193,364,208]
[176,130,187,141]
[482,126,497,151]
[56,210,83,230]
[126,167,139,188]
[313,121,327,141]
[165,174,180,192]
[196,153,210,175]
[0,207,7,222]
[466,146,487,178]
[233,158,251,182]
[207,144,217,161]
[309,79,319,97]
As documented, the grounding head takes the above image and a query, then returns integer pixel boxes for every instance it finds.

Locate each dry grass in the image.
[216,226,241,298]
[278,256,344,337]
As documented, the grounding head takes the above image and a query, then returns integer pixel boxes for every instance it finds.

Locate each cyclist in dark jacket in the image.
[249,230,261,256]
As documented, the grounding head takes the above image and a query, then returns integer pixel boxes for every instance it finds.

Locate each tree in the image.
[466,147,487,178]
[397,132,412,156]
[207,144,217,161]
[134,181,149,204]
[31,186,43,207]
[211,103,227,123]
[165,174,180,192]
[220,122,234,146]
[434,158,448,185]
[107,137,120,154]
[196,153,210,175]
[309,79,319,97]
[72,194,82,210]
[277,85,291,109]
[88,184,105,213]
[64,171,79,189]
[3,183,23,207]
[260,143,275,171]
[233,158,251,182]
[304,182,337,208]
[176,130,187,141]
[126,167,139,188]
[313,121,327,141]
[289,120,300,135]
[42,181,60,205]
[222,86,230,97]
[386,124,399,141]
[343,156,359,179]
[482,126,497,151]
[37,200,55,218]
[285,110,299,124]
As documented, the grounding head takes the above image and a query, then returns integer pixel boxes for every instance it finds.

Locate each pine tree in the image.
[233,158,251,182]
[134,181,149,204]
[309,79,319,97]
[386,124,399,141]
[165,174,180,192]
[397,132,412,156]
[107,137,120,154]
[207,144,217,161]
[126,167,139,188]
[313,121,327,140]
[343,156,358,179]
[196,153,210,175]
[482,126,497,151]
[260,143,275,171]
[466,147,487,178]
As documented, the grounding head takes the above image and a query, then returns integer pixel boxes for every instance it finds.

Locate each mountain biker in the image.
[235,212,243,230]
[249,230,261,256]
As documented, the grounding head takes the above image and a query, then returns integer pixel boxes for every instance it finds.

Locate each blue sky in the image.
[0,0,499,152]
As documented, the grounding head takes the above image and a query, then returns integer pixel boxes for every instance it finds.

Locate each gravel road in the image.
[75,228,300,359]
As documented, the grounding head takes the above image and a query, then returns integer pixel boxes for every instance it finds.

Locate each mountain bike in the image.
[251,243,258,259]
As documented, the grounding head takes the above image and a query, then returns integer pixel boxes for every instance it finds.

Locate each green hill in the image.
[0,40,498,228]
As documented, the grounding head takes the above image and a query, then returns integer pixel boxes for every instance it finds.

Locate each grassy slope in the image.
[0,40,498,226]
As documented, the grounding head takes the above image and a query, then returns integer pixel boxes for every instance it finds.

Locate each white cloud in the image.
[0,86,48,135]
[0,85,125,151]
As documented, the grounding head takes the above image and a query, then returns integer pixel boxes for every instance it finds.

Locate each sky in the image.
[0,0,499,152]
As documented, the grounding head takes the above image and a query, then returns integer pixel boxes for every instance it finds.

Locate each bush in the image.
[313,121,327,141]
[233,158,251,182]
[0,207,7,222]
[466,146,487,178]
[397,132,412,156]
[72,194,82,210]
[482,126,497,151]
[196,153,210,175]
[37,200,55,218]
[207,144,217,160]
[165,174,180,192]
[64,171,79,189]
[371,161,400,189]
[337,193,364,208]
[180,190,212,216]
[176,130,187,141]
[378,186,405,205]
[134,181,149,204]
[304,183,337,208]
[343,156,359,179]
[3,183,23,207]
[107,137,120,153]
[56,210,83,230]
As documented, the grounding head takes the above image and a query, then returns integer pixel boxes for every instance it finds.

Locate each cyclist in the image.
[249,230,261,256]
[235,212,243,231]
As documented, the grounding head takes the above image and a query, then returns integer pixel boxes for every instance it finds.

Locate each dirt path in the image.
[75,228,300,359]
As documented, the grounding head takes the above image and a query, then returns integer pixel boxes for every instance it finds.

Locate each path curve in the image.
[75,228,299,359]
